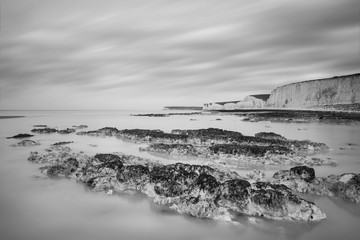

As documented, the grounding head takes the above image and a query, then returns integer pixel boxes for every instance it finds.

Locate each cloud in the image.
[0,0,359,109]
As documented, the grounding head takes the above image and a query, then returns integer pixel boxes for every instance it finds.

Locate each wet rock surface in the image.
[272,167,360,204]
[235,110,360,123]
[72,125,88,129]
[6,133,34,139]
[52,141,73,146]
[31,128,57,134]
[11,139,40,147]
[77,127,331,166]
[58,128,76,134]
[27,147,326,222]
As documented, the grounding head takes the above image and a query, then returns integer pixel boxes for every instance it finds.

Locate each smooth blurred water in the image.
[1,110,360,240]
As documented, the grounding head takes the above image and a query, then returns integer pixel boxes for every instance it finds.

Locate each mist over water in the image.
[1,110,360,240]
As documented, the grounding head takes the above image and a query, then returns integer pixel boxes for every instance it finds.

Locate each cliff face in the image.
[203,95,269,110]
[267,74,360,108]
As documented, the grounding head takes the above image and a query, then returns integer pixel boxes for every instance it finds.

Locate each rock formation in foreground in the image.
[28,146,326,222]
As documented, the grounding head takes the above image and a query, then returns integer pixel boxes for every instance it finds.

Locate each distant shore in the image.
[0,116,25,119]
[212,108,360,123]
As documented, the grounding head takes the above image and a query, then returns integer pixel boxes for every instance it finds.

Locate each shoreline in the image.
[0,116,25,119]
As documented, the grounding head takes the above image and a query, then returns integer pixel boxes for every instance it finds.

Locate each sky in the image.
[0,0,359,110]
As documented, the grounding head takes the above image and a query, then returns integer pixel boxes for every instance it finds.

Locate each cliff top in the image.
[272,73,360,91]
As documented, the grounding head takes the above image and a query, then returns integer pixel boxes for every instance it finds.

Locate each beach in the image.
[1,110,360,240]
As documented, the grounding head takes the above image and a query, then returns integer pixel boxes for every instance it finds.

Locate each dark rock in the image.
[209,144,290,157]
[141,143,199,156]
[272,167,360,204]
[31,128,57,134]
[52,141,73,146]
[94,154,124,170]
[33,125,47,127]
[77,127,120,136]
[290,166,315,182]
[72,125,88,129]
[27,148,326,222]
[11,139,40,147]
[255,132,287,141]
[131,113,168,117]
[58,128,76,134]
[6,133,34,139]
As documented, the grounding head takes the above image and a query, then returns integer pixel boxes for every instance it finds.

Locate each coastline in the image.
[0,116,25,119]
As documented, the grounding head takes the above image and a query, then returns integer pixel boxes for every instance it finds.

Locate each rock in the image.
[72,125,88,129]
[290,166,315,182]
[245,170,265,182]
[140,143,199,156]
[77,127,329,156]
[272,167,360,204]
[131,113,168,117]
[27,147,326,222]
[77,127,119,136]
[58,128,76,134]
[255,132,287,141]
[31,128,57,134]
[6,133,34,139]
[209,144,291,157]
[52,141,73,146]
[11,139,40,147]
[33,125,47,127]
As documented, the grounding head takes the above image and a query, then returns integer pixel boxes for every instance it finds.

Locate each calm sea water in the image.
[1,110,360,240]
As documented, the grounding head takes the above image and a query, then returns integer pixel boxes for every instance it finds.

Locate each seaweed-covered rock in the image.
[209,144,291,157]
[58,128,76,134]
[77,127,119,136]
[140,143,199,156]
[290,166,315,182]
[52,141,73,146]
[272,167,360,204]
[311,173,360,204]
[27,146,327,222]
[72,125,88,129]
[6,133,34,139]
[31,128,57,134]
[11,139,40,147]
[119,129,187,143]
[255,132,287,141]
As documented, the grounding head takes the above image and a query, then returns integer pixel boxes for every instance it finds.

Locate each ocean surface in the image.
[1,110,360,240]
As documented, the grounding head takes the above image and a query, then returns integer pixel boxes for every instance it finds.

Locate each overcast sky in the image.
[0,0,359,110]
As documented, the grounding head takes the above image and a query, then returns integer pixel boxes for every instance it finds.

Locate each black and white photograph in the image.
[0,0,359,239]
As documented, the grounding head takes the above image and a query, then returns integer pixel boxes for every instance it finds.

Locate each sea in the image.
[0,110,360,240]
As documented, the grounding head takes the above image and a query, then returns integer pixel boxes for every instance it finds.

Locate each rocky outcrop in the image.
[28,147,326,222]
[52,141,73,146]
[240,109,360,123]
[267,73,360,108]
[31,128,57,134]
[79,127,333,166]
[272,166,360,204]
[11,139,40,147]
[58,128,76,134]
[6,133,34,139]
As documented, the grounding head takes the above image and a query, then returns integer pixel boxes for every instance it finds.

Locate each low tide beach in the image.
[1,110,360,240]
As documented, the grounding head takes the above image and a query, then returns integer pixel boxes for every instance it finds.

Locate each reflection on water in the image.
[0,110,360,240]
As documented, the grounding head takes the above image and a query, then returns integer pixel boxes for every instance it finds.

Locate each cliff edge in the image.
[267,73,360,109]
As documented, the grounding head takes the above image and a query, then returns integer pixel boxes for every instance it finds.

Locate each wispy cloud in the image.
[1,0,359,109]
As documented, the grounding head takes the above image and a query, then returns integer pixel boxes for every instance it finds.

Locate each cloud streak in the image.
[1,0,359,110]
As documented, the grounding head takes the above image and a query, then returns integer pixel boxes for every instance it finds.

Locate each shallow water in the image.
[1,110,360,240]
